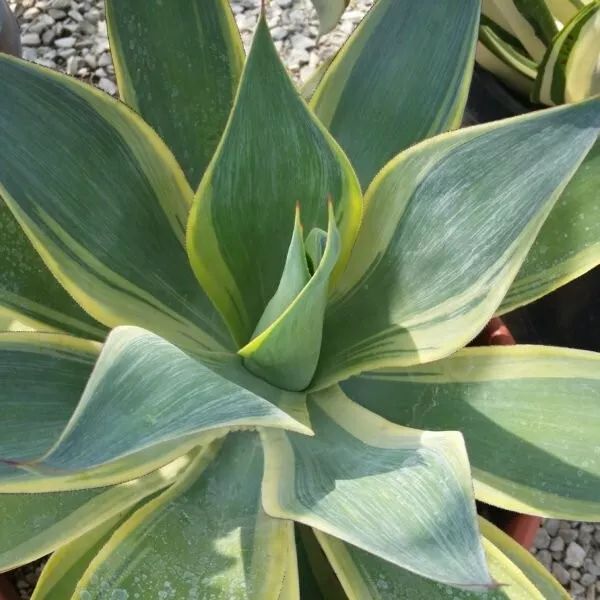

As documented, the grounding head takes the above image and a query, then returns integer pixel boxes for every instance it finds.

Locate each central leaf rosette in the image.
[186,17,362,392]
[238,202,340,390]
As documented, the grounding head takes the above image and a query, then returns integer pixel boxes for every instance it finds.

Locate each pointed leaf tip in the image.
[186,2,362,345]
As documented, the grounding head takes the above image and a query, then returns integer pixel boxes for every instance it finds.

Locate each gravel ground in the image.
[8,0,374,89]
[3,0,598,599]
[532,521,600,599]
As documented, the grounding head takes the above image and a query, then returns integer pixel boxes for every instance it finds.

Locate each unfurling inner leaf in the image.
[305,227,328,275]
[240,203,340,391]
[250,205,311,339]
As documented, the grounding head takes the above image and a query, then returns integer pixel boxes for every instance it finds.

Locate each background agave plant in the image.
[1,0,600,598]
[477,0,600,107]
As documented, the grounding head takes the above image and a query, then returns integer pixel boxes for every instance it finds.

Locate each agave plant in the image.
[0,0,20,57]
[313,0,600,107]
[477,0,600,106]
[1,0,600,598]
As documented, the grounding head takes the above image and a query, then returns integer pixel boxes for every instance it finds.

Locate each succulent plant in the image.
[477,0,600,106]
[1,1,600,598]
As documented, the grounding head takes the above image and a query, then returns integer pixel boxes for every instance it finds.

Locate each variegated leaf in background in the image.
[476,0,600,109]
[310,0,350,35]
[533,0,600,105]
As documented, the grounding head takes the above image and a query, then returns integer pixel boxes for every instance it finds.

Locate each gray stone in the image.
[83,53,97,69]
[288,47,310,67]
[21,32,42,46]
[66,54,79,75]
[68,9,83,21]
[54,36,76,48]
[28,14,55,33]
[84,8,101,23]
[584,558,600,577]
[537,549,552,571]
[23,46,37,61]
[33,57,56,68]
[572,581,586,596]
[581,573,597,587]
[42,48,57,59]
[47,8,67,19]
[573,568,583,581]
[550,536,565,552]
[61,21,79,33]
[97,19,107,37]
[552,562,571,585]
[567,543,587,568]
[580,530,593,546]
[271,26,287,40]
[545,519,561,536]
[57,47,76,58]
[534,527,551,550]
[291,32,315,51]
[97,51,111,67]
[587,586,596,600]
[51,0,71,9]
[41,28,57,45]
[94,38,110,54]
[97,77,117,95]
[560,526,579,544]
[289,8,305,25]
[23,7,40,19]
[77,21,96,35]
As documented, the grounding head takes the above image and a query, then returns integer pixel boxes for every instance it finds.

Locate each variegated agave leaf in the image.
[0,1,600,599]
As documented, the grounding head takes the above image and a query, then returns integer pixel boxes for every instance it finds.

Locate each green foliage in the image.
[1,1,600,598]
[477,0,600,106]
